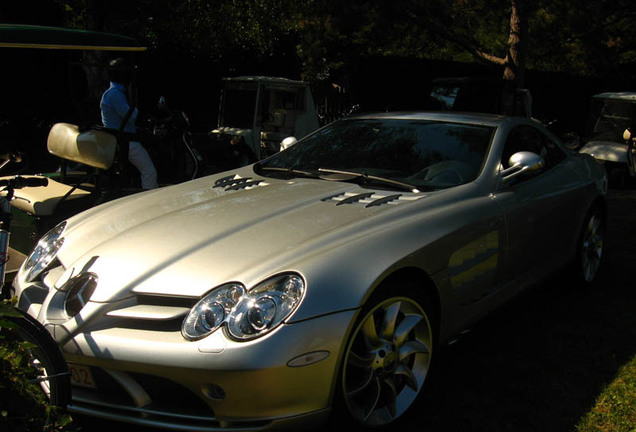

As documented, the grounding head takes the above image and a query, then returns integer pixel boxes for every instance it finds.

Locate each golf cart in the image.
[209,76,320,163]
[0,24,147,258]
[579,92,636,186]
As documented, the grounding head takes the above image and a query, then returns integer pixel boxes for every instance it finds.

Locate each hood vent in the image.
[324,192,423,208]
[214,175,264,191]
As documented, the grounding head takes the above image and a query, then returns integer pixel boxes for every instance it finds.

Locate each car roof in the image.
[222,76,308,86]
[343,110,517,127]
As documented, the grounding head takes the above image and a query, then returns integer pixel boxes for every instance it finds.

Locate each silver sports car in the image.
[12,112,607,431]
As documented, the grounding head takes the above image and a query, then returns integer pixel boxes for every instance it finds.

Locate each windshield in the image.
[261,118,494,190]
[220,83,258,129]
[588,98,636,143]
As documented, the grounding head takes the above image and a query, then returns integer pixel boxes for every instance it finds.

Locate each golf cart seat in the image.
[47,122,116,170]
[2,123,117,216]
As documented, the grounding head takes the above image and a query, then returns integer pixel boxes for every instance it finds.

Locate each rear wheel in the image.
[576,206,605,284]
[335,287,435,428]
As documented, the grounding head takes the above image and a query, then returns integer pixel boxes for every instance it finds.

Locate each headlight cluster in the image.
[182,273,305,341]
[22,222,66,282]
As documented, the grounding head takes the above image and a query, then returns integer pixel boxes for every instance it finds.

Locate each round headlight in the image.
[247,297,277,331]
[22,222,66,282]
[182,283,245,340]
[227,274,304,341]
[182,274,305,342]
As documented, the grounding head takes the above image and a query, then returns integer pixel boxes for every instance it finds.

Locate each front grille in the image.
[106,294,198,332]
[136,294,198,308]
[111,316,185,332]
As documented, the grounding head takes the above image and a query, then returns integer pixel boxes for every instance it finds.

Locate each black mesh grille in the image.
[72,366,134,406]
[128,372,212,416]
[71,367,216,423]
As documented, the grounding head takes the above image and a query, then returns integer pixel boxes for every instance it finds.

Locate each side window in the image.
[502,125,566,171]
[542,133,567,166]
[502,126,542,168]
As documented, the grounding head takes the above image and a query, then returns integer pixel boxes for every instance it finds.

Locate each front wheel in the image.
[335,288,435,428]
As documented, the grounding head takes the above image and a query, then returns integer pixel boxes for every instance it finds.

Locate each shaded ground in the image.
[72,189,636,432]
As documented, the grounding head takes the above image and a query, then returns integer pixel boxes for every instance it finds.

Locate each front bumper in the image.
[15,277,356,430]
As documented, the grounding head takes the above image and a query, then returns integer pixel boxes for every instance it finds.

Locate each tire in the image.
[333,286,435,428]
[4,311,71,408]
[575,205,605,285]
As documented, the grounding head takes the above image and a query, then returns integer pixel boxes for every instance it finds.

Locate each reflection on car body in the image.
[12,112,607,431]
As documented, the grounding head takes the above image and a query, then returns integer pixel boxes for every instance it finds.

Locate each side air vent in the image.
[214,175,264,191]
[323,192,423,208]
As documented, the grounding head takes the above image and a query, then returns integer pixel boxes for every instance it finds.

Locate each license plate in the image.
[68,364,97,389]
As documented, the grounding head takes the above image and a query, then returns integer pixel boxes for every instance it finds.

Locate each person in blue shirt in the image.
[100,57,158,190]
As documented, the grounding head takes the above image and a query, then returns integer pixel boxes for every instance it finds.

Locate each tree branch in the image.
[403,8,507,67]
[564,9,636,44]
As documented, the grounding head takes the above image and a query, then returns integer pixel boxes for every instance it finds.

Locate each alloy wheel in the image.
[342,296,432,427]
[581,212,604,283]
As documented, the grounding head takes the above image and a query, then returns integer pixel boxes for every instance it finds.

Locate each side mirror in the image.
[501,151,545,181]
[280,136,297,151]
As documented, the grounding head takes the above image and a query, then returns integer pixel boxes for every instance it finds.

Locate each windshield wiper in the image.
[255,164,321,179]
[318,168,421,193]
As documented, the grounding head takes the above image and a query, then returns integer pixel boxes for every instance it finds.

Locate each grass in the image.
[573,189,636,432]
[576,354,636,432]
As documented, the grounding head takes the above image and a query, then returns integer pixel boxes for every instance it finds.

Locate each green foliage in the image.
[54,0,299,69]
[47,0,636,84]
[0,298,75,432]
[291,0,636,82]
[529,0,636,75]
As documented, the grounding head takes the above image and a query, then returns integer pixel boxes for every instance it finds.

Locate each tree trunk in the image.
[501,0,528,115]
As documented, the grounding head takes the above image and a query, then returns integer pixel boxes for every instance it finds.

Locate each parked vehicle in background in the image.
[0,24,148,173]
[579,92,636,186]
[208,76,320,165]
[428,76,501,113]
[11,111,607,431]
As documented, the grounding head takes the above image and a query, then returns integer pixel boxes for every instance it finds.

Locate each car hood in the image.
[55,167,429,304]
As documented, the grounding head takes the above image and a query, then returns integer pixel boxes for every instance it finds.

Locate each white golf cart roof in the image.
[0,24,146,51]
[592,92,636,101]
